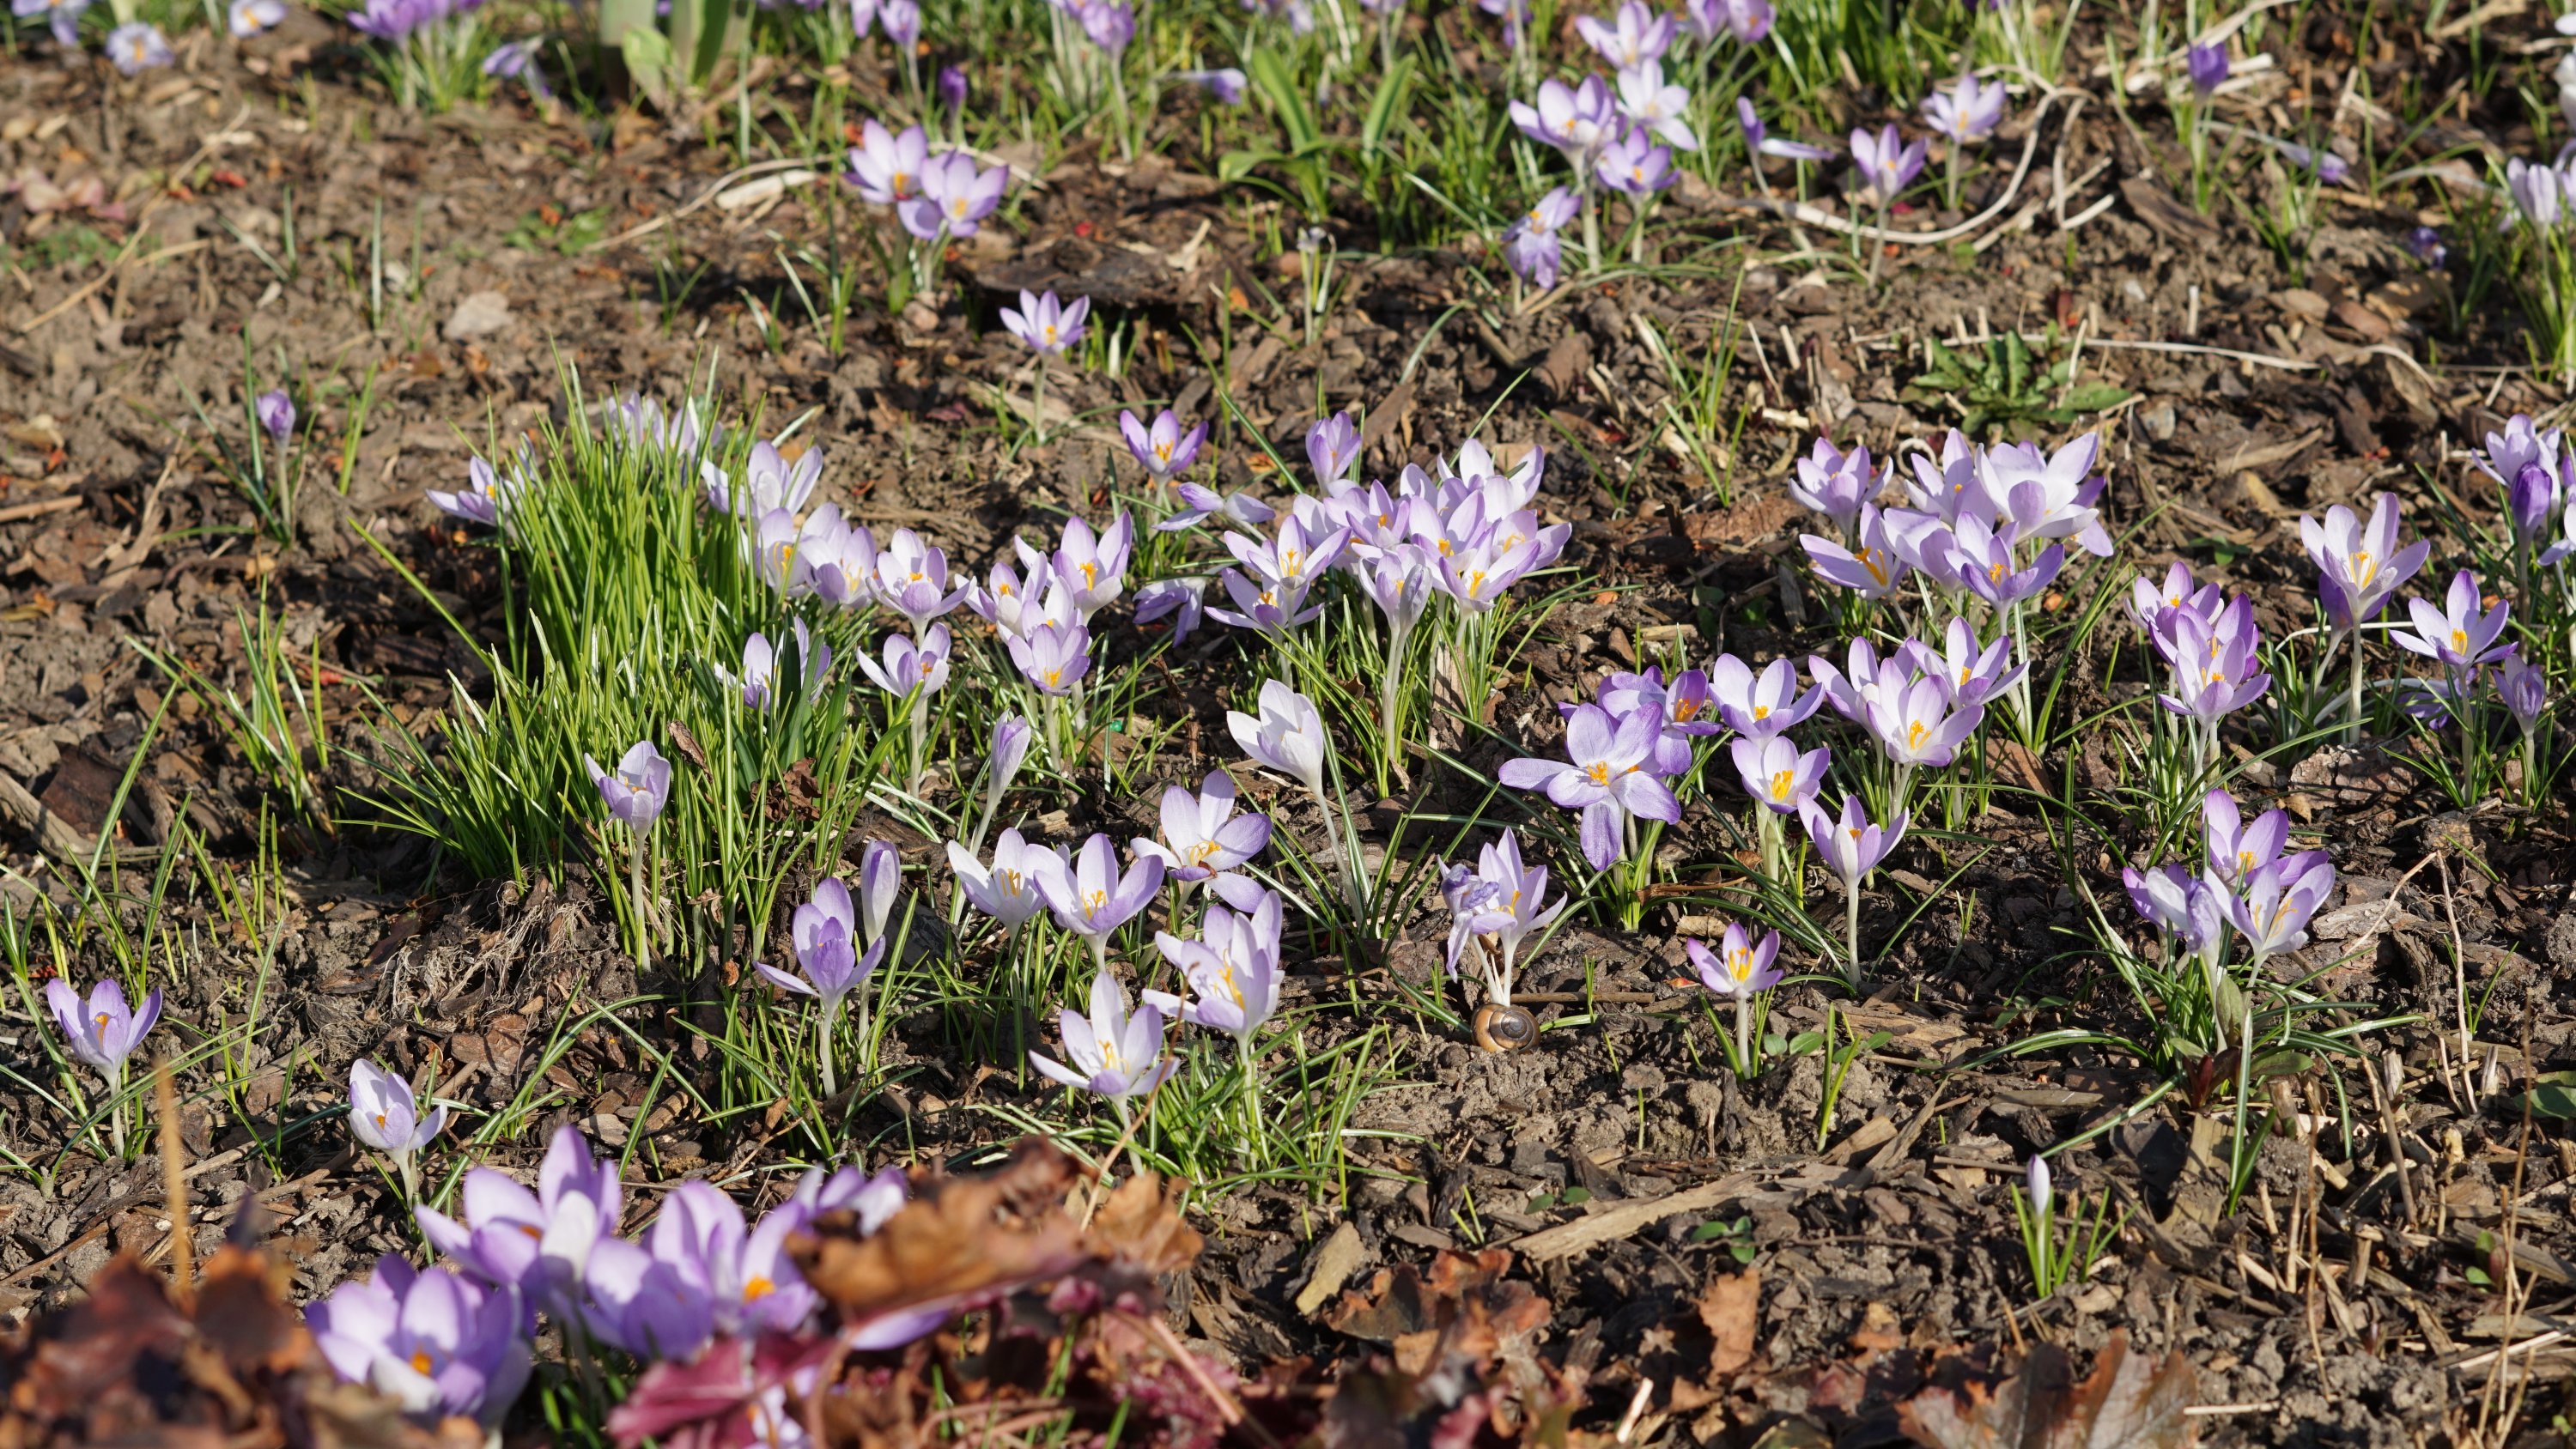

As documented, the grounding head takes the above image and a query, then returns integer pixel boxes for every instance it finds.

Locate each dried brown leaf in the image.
[1698,1268,1760,1379]
[792,1139,1091,1332]
[1896,1331,2196,1449]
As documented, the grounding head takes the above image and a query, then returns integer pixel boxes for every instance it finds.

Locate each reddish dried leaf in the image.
[1084,1171,1203,1277]
[1697,1268,1760,1379]
[792,1139,1089,1331]
[1897,1332,2196,1449]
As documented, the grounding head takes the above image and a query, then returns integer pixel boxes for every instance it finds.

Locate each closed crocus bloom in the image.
[2026,1155,2054,1219]
[2122,862,2197,937]
[1736,95,1833,161]
[1162,482,1273,533]
[1922,72,2008,144]
[950,828,1052,929]
[844,119,931,206]
[989,715,1034,796]
[1229,679,1331,796]
[1710,654,1821,738]
[878,0,919,43]
[586,742,671,832]
[1133,577,1208,640]
[707,440,824,518]
[727,619,830,708]
[1730,734,1829,815]
[1034,834,1167,943]
[2184,40,2227,95]
[2500,652,2549,737]
[1574,0,1674,70]
[255,389,295,446]
[2393,570,2514,674]
[1789,438,1885,527]
[755,919,885,1013]
[1688,921,1783,1001]
[1030,972,1176,1100]
[1135,771,1273,882]
[860,840,903,944]
[349,1059,447,1155]
[1307,412,1363,487]
[1804,794,1906,883]
[1801,503,1911,599]
[1001,288,1090,355]
[1171,68,1249,103]
[1078,0,1133,52]
[1120,409,1208,482]
[45,977,162,1083]
[307,1258,531,1428]
[1008,620,1094,695]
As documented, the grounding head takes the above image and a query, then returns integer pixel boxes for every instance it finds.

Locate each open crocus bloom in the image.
[1030,973,1176,1099]
[1134,771,1273,882]
[307,1257,530,1427]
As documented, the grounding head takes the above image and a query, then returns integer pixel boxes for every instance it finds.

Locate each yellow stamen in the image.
[744,1277,775,1301]
[1769,770,1794,800]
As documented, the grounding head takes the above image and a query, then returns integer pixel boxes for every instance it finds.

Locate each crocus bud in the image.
[2027,1155,2053,1219]
[256,390,295,447]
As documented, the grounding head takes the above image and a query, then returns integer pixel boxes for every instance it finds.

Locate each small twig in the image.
[2368,1048,2420,1228]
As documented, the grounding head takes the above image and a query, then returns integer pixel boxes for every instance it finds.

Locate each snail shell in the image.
[1474,1003,1538,1053]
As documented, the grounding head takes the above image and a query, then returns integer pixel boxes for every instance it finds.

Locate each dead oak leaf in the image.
[1897,1331,2196,1449]
[791,1139,1091,1337]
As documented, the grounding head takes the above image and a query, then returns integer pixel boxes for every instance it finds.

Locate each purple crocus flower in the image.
[414,1125,619,1323]
[2224,853,2337,961]
[1497,704,1682,870]
[901,150,1008,239]
[1614,62,1698,150]
[855,624,952,700]
[106,20,173,71]
[2122,862,2198,938]
[1688,921,1783,1001]
[845,120,932,206]
[1134,771,1273,882]
[1737,96,1834,161]
[1030,973,1176,1100]
[2158,597,2273,723]
[1307,412,1364,487]
[2506,157,2565,229]
[878,0,920,45]
[2202,788,2290,888]
[1730,734,1830,815]
[481,38,550,98]
[1789,437,1884,534]
[1441,829,1565,994]
[1866,676,1984,769]
[1510,76,1619,164]
[868,529,971,630]
[755,898,886,1016]
[726,621,830,708]
[1953,514,2064,609]
[2500,652,2549,737]
[1597,128,1680,193]
[1054,512,1135,619]
[1802,793,1905,885]
[1503,187,1580,288]
[255,390,295,447]
[1171,68,1249,103]
[307,1258,531,1427]
[44,978,162,1088]
[2406,225,2447,269]
[1158,485,1272,534]
[1121,408,1208,482]
[949,828,1052,929]
[1001,288,1090,355]
[1801,504,1911,599]
[1849,124,1928,201]
[430,455,515,526]
[706,440,823,518]
[20,0,91,47]
[349,1059,448,1156]
[1145,888,1285,1040]
[1914,615,2025,706]
[2392,570,2513,675]
[1077,0,1133,52]
[1574,0,1674,69]
[1684,0,1770,42]
[938,64,968,115]
[1710,654,1820,738]
[1133,576,1209,639]
[1229,679,1330,796]
[586,742,672,833]
[1032,834,1167,947]
[2185,41,2228,94]
[1923,72,2008,144]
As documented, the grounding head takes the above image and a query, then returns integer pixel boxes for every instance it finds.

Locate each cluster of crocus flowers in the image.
[2475,414,2576,579]
[843,118,1009,241]
[1504,17,1694,275]
[965,512,1135,748]
[2127,559,2271,773]
[756,871,895,1095]
[2123,788,2338,1044]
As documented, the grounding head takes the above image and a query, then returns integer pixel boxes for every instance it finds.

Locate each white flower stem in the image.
[1845,875,1864,991]
[1734,995,1753,1076]
[629,831,650,973]
[817,998,839,1099]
